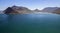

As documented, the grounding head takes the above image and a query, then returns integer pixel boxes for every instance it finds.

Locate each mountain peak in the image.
[34,9,40,12]
[4,6,32,14]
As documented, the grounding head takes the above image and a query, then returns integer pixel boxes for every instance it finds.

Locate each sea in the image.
[0,13,60,33]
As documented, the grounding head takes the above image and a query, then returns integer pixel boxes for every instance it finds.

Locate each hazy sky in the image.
[0,0,60,10]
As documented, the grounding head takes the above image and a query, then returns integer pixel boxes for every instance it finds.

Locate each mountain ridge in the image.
[1,6,60,14]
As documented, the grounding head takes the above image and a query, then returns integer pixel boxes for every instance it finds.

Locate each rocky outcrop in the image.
[4,6,32,14]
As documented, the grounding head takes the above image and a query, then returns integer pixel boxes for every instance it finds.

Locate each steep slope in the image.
[4,6,32,14]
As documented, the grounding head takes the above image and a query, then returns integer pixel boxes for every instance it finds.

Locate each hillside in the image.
[53,8,60,14]
[4,6,33,14]
[3,6,60,14]
[41,7,60,12]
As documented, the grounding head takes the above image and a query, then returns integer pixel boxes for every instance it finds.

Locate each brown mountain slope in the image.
[53,8,60,14]
[4,6,32,14]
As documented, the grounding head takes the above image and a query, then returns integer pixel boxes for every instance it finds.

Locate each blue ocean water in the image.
[0,13,60,33]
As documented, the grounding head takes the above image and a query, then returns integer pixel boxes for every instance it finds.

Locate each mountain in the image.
[53,8,60,14]
[4,6,60,14]
[34,9,41,12]
[41,7,60,13]
[4,6,32,14]
[0,11,4,14]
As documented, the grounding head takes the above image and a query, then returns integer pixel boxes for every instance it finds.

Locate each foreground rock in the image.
[4,6,33,14]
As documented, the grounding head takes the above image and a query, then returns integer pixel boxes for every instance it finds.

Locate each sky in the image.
[0,0,60,10]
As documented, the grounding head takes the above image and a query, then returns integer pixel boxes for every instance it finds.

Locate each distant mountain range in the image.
[41,7,60,12]
[33,9,41,12]
[0,10,4,14]
[53,8,60,14]
[0,6,60,14]
[41,7,60,14]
